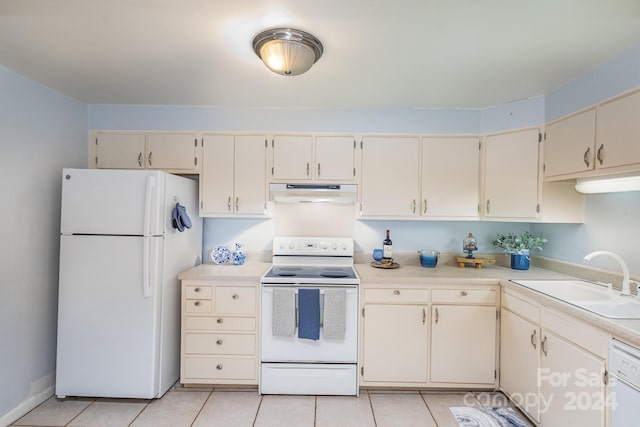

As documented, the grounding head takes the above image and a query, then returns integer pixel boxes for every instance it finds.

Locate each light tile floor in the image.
[11,386,534,427]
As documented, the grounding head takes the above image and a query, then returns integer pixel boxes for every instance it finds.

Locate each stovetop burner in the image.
[263,265,358,283]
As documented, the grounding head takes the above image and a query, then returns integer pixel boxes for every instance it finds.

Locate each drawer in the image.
[185,300,212,314]
[185,285,212,300]
[542,309,610,358]
[185,333,256,355]
[183,356,257,381]
[501,290,540,323]
[215,287,256,315]
[185,316,256,332]
[432,289,496,304]
[364,288,429,304]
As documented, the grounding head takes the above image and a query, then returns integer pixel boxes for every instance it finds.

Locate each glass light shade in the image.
[258,40,316,76]
[575,175,640,194]
[253,28,323,76]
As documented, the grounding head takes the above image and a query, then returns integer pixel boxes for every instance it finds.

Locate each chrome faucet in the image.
[583,251,632,296]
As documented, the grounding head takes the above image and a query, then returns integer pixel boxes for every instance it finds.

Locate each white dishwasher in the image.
[609,339,640,426]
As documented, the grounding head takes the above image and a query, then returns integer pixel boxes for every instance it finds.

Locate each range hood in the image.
[269,183,358,203]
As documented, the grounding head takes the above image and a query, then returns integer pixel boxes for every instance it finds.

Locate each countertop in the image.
[178,256,640,347]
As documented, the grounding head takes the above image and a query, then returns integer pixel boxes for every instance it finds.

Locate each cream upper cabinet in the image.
[544,108,596,178]
[314,136,356,181]
[483,128,540,220]
[94,132,199,172]
[94,133,146,169]
[200,134,267,217]
[430,304,496,384]
[360,136,420,217]
[361,303,428,384]
[421,137,479,219]
[271,135,313,181]
[145,133,199,171]
[271,135,356,182]
[595,88,640,171]
[500,305,541,423]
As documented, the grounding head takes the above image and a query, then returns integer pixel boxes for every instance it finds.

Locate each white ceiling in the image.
[1,0,640,109]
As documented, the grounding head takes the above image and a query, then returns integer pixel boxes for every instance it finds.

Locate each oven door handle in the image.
[611,372,640,392]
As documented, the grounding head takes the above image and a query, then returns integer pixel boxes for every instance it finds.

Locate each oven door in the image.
[260,284,358,363]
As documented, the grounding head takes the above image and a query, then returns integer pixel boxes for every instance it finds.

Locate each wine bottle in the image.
[383,229,393,261]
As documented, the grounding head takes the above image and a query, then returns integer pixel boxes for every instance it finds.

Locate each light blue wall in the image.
[0,67,87,423]
[88,104,482,134]
[546,43,640,121]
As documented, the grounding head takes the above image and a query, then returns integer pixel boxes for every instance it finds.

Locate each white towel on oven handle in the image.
[323,288,346,340]
[272,287,296,337]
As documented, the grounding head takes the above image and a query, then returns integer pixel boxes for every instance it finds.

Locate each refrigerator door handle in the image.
[142,175,155,298]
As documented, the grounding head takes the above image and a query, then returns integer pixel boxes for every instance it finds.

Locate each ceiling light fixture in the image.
[252,28,323,76]
[574,175,640,194]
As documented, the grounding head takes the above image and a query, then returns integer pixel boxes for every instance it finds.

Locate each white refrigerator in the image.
[56,168,202,399]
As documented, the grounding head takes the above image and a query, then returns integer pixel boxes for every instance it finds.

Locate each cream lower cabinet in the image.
[180,281,258,385]
[360,285,498,388]
[501,288,609,426]
[430,289,497,386]
[500,294,542,423]
[360,287,428,385]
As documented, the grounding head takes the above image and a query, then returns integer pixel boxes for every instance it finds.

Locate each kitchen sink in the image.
[510,279,640,319]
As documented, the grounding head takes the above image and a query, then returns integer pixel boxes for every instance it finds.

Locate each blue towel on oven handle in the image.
[297,288,320,340]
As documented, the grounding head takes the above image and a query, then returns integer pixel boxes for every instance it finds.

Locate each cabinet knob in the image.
[216,339,223,345]
[393,290,400,295]
[460,291,468,296]
[541,335,548,356]
[235,197,239,212]
[194,301,201,306]
[232,294,239,300]
[597,144,604,165]
[531,329,537,349]
[216,364,223,370]
[194,287,201,293]
[148,151,153,167]
[583,146,591,167]
[217,318,224,324]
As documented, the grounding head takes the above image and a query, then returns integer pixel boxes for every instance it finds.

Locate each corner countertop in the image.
[178,262,272,282]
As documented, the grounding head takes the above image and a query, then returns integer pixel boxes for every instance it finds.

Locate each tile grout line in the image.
[366,392,378,427]
[314,395,317,427]
[64,397,97,427]
[418,391,439,427]
[189,389,214,427]
[251,393,264,427]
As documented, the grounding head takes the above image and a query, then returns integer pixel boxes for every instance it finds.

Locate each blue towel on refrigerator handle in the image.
[297,288,320,340]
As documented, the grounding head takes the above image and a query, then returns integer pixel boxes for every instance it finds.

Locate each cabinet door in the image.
[421,137,479,218]
[540,331,606,427]
[234,136,267,215]
[95,133,146,169]
[272,135,313,180]
[430,305,496,384]
[200,135,235,215]
[360,136,420,217]
[484,129,540,219]
[314,136,356,181]
[596,89,640,170]
[362,304,427,383]
[500,308,541,423]
[146,133,198,171]
[544,108,596,177]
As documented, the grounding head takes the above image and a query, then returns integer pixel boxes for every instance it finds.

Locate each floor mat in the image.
[449,406,530,427]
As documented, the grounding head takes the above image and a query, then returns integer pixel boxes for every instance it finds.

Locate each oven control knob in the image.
[341,242,348,250]
[331,242,338,250]
[288,241,296,250]
[279,241,286,250]
[321,242,329,250]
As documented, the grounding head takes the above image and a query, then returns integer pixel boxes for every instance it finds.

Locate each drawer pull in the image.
[194,301,201,306]
[216,364,223,370]
[216,318,224,324]
[541,335,548,356]
[232,294,239,300]
[460,291,468,296]
[393,290,400,295]
[194,287,201,293]
[216,339,223,345]
[435,308,439,324]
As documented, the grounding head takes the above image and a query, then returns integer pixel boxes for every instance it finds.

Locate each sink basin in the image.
[510,279,640,319]
[575,300,640,319]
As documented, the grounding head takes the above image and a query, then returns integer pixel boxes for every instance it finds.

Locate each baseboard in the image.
[0,385,54,427]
